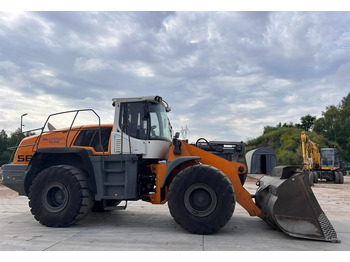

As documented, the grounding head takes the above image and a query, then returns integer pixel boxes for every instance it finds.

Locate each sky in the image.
[0,8,350,142]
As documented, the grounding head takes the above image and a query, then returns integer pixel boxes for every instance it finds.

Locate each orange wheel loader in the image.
[1,96,339,242]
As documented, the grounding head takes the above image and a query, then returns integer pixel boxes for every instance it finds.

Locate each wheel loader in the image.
[1,96,339,242]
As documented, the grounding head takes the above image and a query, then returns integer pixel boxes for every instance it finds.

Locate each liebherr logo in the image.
[43,137,66,144]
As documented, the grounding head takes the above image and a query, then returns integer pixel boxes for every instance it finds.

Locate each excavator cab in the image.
[321,148,340,169]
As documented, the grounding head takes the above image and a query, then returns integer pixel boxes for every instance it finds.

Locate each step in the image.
[103,168,125,173]
[104,201,128,211]
[103,182,125,186]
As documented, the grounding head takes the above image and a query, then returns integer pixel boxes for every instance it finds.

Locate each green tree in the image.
[0,130,7,139]
[246,126,304,165]
[246,126,339,166]
[0,130,12,166]
[247,93,350,166]
[313,105,340,141]
[0,128,36,166]
[313,92,350,162]
[300,114,316,131]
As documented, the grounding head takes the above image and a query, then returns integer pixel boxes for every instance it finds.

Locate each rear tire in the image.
[340,172,344,184]
[168,164,235,234]
[334,172,340,184]
[29,165,93,227]
[313,171,318,183]
[336,172,344,184]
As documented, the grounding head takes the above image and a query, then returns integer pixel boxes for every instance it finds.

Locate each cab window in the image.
[119,101,171,141]
[74,127,112,152]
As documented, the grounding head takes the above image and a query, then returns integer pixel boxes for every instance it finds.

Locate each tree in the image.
[300,114,316,131]
[0,130,12,166]
[313,93,350,161]
[248,93,350,165]
[246,126,339,166]
[0,128,36,166]
[0,129,7,139]
[313,105,340,141]
[247,126,304,165]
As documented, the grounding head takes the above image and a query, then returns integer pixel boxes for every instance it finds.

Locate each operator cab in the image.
[111,96,172,159]
[321,148,340,169]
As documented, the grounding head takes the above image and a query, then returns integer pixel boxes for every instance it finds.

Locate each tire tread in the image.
[28,165,93,227]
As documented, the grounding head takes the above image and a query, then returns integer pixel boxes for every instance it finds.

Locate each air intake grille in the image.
[115,137,121,153]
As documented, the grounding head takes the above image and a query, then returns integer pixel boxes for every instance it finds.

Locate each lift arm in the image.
[162,139,262,217]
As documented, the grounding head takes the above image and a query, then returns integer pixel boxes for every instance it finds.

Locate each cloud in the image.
[0,60,21,74]
[74,57,112,73]
[0,11,349,142]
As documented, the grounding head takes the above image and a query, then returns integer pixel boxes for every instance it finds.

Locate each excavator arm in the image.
[301,131,322,170]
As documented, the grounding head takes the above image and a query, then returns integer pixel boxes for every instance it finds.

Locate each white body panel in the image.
[111,96,172,160]
[111,131,171,159]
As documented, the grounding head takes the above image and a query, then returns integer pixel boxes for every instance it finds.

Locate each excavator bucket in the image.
[255,166,340,243]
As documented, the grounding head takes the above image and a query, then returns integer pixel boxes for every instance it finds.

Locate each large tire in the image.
[313,171,318,183]
[340,172,344,184]
[308,172,314,187]
[168,164,235,234]
[337,172,344,184]
[334,171,340,184]
[28,165,93,227]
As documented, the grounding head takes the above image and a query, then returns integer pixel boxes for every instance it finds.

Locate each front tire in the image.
[168,164,235,234]
[308,172,314,187]
[29,165,93,227]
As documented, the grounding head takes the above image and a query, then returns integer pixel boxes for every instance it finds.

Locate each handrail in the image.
[8,109,104,163]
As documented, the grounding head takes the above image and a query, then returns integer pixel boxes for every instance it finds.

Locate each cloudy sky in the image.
[0,10,349,142]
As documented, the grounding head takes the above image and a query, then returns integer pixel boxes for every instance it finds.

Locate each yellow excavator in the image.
[1,96,339,243]
[301,131,344,184]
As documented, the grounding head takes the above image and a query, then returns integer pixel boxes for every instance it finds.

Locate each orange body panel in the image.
[12,124,112,164]
[149,162,168,204]
[12,135,39,164]
[151,139,262,217]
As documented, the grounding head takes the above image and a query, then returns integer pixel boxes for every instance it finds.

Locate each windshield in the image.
[149,103,172,141]
[119,101,172,142]
[321,148,340,167]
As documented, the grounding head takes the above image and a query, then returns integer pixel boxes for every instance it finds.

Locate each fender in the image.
[24,147,96,195]
[160,156,200,200]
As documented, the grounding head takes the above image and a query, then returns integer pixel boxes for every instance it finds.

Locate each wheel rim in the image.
[42,182,69,212]
[184,183,217,217]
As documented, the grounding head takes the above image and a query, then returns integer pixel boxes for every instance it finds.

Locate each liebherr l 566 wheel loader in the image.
[1,96,339,242]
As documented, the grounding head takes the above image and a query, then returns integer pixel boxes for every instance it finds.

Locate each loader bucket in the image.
[255,166,340,243]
